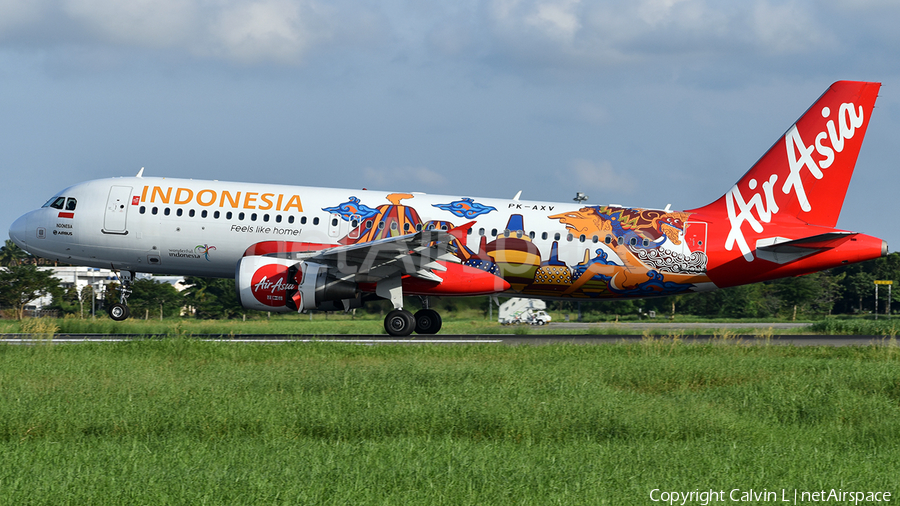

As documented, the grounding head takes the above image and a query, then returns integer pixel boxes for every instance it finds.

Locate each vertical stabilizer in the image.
[690,81,881,263]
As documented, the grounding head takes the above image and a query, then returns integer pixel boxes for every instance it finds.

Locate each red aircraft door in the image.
[684,221,707,253]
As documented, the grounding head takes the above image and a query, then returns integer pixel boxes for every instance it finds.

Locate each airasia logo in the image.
[725,102,865,262]
[250,264,298,307]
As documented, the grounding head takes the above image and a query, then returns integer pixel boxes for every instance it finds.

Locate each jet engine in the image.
[236,256,359,312]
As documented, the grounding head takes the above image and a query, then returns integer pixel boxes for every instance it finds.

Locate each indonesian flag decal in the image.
[58,212,74,219]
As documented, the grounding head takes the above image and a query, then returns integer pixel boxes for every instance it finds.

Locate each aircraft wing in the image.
[302,228,464,283]
[247,222,474,285]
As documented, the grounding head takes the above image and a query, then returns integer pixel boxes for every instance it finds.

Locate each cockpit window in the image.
[65,198,77,211]
[43,196,66,209]
[43,197,66,209]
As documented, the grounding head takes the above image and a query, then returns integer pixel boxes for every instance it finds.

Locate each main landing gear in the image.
[107,269,134,321]
[383,308,442,337]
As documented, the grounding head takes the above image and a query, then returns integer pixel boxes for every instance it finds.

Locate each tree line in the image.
[2,239,898,320]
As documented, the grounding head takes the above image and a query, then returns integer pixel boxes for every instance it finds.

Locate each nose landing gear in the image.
[107,269,134,321]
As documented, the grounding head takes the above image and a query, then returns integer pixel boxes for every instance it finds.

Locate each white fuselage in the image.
[12,177,675,288]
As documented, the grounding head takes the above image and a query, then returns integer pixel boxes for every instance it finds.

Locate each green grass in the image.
[0,314,818,337]
[0,340,898,504]
[810,318,900,336]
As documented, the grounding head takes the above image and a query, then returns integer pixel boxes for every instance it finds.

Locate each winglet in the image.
[448,221,476,241]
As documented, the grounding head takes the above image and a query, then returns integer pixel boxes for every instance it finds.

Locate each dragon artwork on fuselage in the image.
[322,194,711,299]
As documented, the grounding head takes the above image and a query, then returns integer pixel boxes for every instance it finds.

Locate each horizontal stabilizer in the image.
[755,232,856,264]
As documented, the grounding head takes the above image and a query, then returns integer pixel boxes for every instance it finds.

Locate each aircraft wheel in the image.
[384,309,415,337]
[108,303,130,321]
[414,309,442,335]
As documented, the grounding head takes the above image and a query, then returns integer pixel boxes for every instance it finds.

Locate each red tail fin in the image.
[690,81,881,261]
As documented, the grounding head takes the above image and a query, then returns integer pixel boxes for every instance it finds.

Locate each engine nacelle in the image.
[236,256,358,312]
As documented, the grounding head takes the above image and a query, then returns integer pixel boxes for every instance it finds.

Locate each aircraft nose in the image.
[8,213,30,250]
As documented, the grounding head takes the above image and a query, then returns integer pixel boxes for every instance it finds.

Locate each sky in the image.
[2,0,900,250]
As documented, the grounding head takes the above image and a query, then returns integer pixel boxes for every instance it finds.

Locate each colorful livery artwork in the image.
[8,81,888,336]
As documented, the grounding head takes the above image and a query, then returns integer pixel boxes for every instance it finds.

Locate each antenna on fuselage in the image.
[513,191,522,201]
[136,167,144,178]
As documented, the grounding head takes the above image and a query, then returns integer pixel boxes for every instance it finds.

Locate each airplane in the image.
[8,81,887,336]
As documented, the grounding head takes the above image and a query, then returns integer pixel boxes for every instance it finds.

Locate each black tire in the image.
[108,303,130,321]
[384,309,415,337]
[414,309,442,335]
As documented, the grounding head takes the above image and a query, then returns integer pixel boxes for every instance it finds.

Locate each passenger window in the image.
[567,234,573,242]
[164,208,171,216]
[264,214,270,222]
[332,218,339,227]
[152,207,158,215]
[189,209,196,217]
[276,215,282,223]
[541,232,548,240]
[592,235,599,243]
[529,232,535,239]
[288,216,294,224]
[226,211,232,220]
[605,235,612,244]
[313,217,320,225]
[201,210,208,218]
[554,233,561,241]
[239,212,245,220]
[251,213,257,221]
[478,228,485,236]
[65,198,77,211]
[579,234,586,243]
[140,206,146,214]
[301,216,308,225]
[491,229,497,237]
[214,211,220,219]
[390,222,398,230]
[177,208,183,217]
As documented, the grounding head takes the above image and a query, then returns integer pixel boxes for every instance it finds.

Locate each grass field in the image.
[0,339,898,505]
[3,312,900,338]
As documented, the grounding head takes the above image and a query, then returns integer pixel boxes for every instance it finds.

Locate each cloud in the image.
[0,0,365,65]
[361,166,449,191]
[0,0,897,76]
[482,0,839,67]
[559,159,637,196]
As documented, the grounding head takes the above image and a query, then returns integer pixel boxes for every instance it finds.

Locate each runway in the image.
[0,333,896,346]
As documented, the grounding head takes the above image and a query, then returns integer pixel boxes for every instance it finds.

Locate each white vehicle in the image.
[499,298,551,325]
